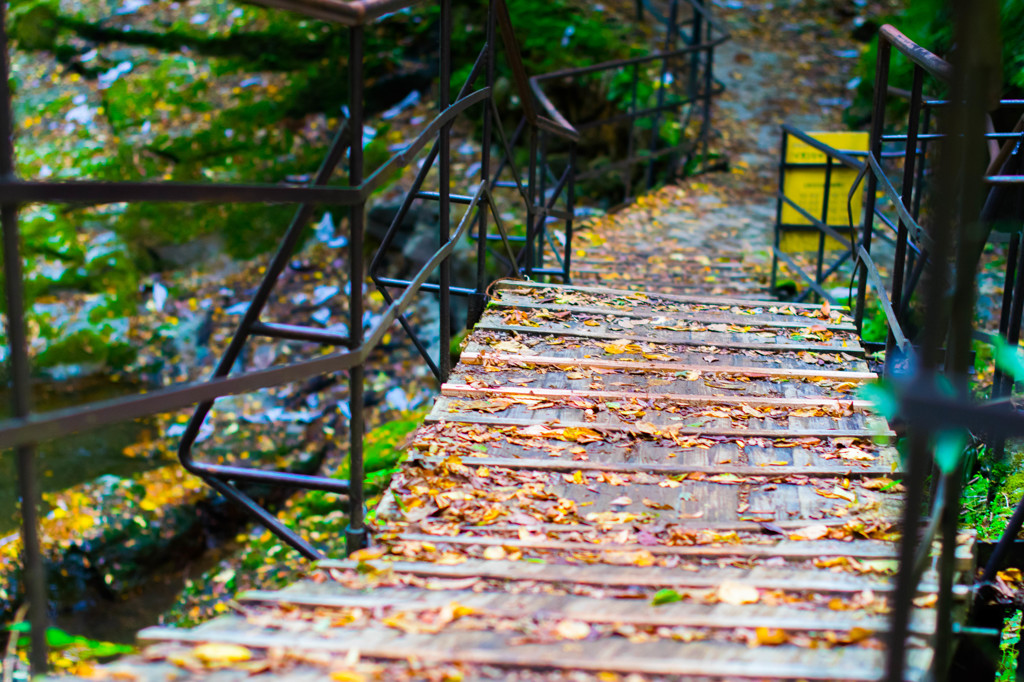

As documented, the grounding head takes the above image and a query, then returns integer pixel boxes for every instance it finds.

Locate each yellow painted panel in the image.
[780,131,868,252]
[779,230,848,253]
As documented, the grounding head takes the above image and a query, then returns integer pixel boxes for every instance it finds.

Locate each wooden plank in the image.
[461,351,874,379]
[410,454,900,477]
[393,532,900,559]
[440,383,874,411]
[460,351,876,380]
[476,321,865,354]
[488,298,857,331]
[494,279,845,311]
[315,559,943,595]
[238,584,936,635]
[424,410,898,439]
[138,622,929,680]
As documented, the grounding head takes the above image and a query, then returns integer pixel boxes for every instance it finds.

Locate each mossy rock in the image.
[10,0,60,51]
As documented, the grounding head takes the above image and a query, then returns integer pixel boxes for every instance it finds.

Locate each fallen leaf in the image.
[555,620,592,640]
[483,546,507,560]
[788,524,829,541]
[192,643,252,666]
[651,588,683,605]
[755,627,789,645]
[716,581,759,605]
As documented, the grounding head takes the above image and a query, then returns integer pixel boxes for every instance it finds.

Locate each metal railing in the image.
[471,0,727,283]
[836,22,1024,682]
[0,0,725,673]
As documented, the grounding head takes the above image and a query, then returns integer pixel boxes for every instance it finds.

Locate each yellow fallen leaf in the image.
[192,643,252,666]
[754,627,788,645]
[844,627,873,643]
[562,426,604,443]
[349,547,387,562]
[330,672,366,682]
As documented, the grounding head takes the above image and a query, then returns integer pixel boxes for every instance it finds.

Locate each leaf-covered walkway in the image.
[84,183,974,681]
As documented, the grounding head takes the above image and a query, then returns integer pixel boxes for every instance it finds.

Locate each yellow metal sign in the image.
[779,131,868,253]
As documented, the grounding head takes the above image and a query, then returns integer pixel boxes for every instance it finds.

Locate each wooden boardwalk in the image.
[106,202,975,681]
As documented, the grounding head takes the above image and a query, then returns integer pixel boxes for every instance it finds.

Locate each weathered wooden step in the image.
[139,618,931,680]
[460,350,876,380]
[411,453,900,477]
[475,321,864,355]
[238,583,936,635]
[391,532,903,561]
[440,383,873,411]
[316,559,946,595]
[488,294,856,331]
[495,280,837,311]
[429,395,891,436]
[408,421,899,473]
[424,407,896,439]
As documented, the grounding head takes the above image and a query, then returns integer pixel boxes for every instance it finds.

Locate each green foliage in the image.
[847,0,1024,125]
[4,622,135,659]
[4,0,638,374]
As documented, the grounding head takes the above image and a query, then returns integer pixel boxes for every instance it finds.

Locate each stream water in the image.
[0,379,160,535]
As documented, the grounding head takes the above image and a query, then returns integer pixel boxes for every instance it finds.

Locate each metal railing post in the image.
[855,38,890,334]
[562,143,576,283]
[887,65,924,362]
[815,156,834,294]
[0,0,48,670]
[525,125,538,277]
[646,0,678,190]
[345,24,368,555]
[470,0,497,327]
[438,0,452,382]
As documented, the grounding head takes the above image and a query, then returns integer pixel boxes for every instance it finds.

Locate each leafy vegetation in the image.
[847,0,1024,125]
[2,0,641,373]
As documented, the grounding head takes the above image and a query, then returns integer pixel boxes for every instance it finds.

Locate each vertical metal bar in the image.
[0,1,48,670]
[438,0,452,382]
[935,467,963,677]
[886,65,924,362]
[886,430,929,682]
[525,125,538,277]
[624,62,639,201]
[345,25,367,555]
[688,0,703,107]
[771,131,788,292]
[855,39,890,334]
[562,143,577,284]
[645,0,678,190]
[991,232,1019,463]
[471,0,496,327]
[816,156,833,292]
[999,237,1024,403]
[537,131,548,275]
[912,105,932,223]
[699,42,714,170]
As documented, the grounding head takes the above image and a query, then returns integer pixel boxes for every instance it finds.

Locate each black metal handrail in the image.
[858,22,1024,682]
